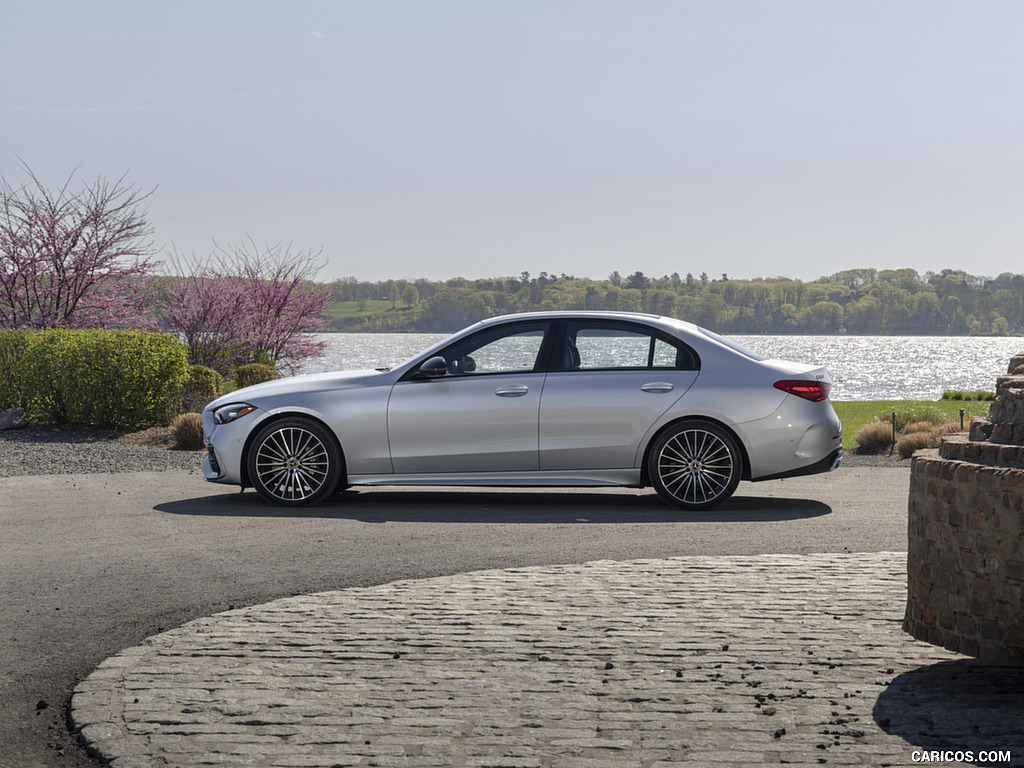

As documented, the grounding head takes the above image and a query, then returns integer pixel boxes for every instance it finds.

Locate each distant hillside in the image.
[321,268,1024,336]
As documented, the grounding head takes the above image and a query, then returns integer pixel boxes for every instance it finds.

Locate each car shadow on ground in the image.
[155,487,831,523]
[873,660,1024,765]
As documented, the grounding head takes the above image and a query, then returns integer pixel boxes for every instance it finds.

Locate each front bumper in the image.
[202,407,264,486]
[202,447,222,481]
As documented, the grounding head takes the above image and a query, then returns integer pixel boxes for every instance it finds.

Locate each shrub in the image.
[941,389,995,401]
[181,365,223,413]
[171,412,205,450]
[934,421,965,438]
[0,329,31,409]
[9,329,190,429]
[895,430,937,459]
[877,408,948,434]
[233,363,279,390]
[902,420,936,435]
[853,420,895,454]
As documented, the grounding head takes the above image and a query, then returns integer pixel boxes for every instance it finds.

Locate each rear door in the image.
[538,320,699,470]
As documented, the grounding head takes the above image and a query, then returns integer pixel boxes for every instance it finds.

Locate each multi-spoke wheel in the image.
[247,417,342,506]
[648,420,741,510]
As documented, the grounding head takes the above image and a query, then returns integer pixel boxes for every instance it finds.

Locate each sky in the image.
[3,1,1023,285]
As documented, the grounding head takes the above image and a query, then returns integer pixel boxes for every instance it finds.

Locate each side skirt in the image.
[346,468,642,488]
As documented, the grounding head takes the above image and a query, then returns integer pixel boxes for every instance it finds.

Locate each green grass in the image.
[323,299,398,319]
[832,400,991,452]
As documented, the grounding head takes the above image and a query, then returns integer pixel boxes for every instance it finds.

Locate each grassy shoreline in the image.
[832,399,990,452]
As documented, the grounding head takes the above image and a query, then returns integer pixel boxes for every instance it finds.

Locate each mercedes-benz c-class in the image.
[203,311,842,510]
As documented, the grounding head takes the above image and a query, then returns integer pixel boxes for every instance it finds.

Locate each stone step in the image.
[939,432,1024,467]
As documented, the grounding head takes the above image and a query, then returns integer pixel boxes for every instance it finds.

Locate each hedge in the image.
[0,329,191,430]
[0,329,31,411]
[180,364,223,413]
[234,362,279,389]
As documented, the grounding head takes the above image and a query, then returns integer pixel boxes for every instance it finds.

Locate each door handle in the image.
[495,385,529,397]
[641,382,674,393]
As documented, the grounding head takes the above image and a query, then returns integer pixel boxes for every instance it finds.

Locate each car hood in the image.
[206,369,384,410]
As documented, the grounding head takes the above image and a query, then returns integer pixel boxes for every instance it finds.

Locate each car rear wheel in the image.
[247,417,342,506]
[649,420,741,510]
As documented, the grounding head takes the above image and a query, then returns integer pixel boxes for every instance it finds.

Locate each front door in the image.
[387,321,552,474]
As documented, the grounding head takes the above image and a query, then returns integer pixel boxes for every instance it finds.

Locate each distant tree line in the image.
[326,268,1024,336]
[6,160,1020,392]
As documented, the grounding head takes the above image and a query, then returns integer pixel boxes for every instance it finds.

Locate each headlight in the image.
[213,403,257,425]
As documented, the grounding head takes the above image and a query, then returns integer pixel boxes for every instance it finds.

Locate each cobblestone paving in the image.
[71,553,1024,767]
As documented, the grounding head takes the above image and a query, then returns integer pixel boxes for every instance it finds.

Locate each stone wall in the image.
[904,355,1024,663]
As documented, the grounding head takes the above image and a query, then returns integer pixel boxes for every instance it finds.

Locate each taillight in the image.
[774,379,831,402]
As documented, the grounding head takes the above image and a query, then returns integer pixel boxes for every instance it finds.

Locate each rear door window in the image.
[563,321,698,371]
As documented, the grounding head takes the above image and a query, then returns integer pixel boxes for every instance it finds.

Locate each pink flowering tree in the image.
[0,164,157,329]
[163,271,250,372]
[164,240,332,375]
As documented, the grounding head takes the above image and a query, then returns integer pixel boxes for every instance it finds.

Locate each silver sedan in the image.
[202,311,842,510]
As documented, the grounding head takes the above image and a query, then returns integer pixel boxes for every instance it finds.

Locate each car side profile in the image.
[202,311,842,510]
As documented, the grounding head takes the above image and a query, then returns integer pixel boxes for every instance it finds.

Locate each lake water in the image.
[300,333,1024,401]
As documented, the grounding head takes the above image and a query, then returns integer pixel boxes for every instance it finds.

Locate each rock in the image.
[0,408,28,430]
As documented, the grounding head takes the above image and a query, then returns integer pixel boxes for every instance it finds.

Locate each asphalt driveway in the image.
[1,463,910,767]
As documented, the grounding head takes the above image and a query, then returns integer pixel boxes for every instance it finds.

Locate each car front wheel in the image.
[247,417,342,506]
[648,420,741,510]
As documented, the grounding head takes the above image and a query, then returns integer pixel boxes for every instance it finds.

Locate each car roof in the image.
[484,310,659,321]
[475,310,703,336]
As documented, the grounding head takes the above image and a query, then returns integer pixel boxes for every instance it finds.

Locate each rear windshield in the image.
[696,327,766,361]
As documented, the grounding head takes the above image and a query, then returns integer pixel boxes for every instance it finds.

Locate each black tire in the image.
[648,420,741,510]
[246,417,342,506]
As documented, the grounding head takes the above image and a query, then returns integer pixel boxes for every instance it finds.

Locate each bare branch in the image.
[0,163,157,329]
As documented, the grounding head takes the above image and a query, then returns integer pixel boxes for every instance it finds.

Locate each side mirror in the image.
[417,355,448,378]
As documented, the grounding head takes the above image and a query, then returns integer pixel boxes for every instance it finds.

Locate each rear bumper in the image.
[752,448,843,482]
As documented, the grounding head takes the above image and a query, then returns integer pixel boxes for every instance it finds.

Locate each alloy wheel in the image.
[249,418,341,506]
[651,421,740,509]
